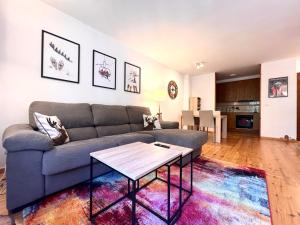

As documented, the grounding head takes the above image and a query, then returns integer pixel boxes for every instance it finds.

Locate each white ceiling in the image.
[43,0,300,76]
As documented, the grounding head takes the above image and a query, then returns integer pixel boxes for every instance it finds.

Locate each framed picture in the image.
[124,62,141,94]
[268,76,288,98]
[92,50,116,89]
[41,30,80,83]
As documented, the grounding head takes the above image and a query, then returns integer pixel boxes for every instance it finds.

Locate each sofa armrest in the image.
[2,124,54,152]
[160,121,179,129]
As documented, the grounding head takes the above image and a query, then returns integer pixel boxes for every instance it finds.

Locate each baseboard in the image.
[260,136,298,143]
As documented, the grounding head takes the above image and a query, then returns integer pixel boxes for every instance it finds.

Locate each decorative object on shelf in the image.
[92,50,116,89]
[168,80,178,99]
[124,62,141,94]
[189,97,201,115]
[268,76,288,98]
[41,30,80,83]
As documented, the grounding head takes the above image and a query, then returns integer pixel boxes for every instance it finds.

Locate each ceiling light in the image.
[196,62,205,69]
[230,74,237,77]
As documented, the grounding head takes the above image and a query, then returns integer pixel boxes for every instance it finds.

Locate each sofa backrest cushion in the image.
[126,106,151,131]
[91,104,131,137]
[29,101,97,141]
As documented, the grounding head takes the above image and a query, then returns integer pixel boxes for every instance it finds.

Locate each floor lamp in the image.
[152,89,167,121]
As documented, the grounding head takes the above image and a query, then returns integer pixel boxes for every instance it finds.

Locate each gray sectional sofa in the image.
[2,101,208,211]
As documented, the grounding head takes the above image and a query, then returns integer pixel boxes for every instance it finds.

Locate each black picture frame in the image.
[41,30,80,83]
[268,76,288,98]
[92,50,117,90]
[124,62,141,94]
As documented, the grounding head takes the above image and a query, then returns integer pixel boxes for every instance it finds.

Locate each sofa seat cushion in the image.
[42,138,118,175]
[160,121,179,129]
[138,129,208,150]
[42,133,155,175]
[102,133,155,146]
[96,124,131,137]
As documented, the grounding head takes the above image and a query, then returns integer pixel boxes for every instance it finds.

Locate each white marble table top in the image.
[90,142,185,180]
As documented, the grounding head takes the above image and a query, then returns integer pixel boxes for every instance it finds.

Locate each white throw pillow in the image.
[143,114,161,130]
[33,112,70,145]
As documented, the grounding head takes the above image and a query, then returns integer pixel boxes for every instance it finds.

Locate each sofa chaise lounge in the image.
[2,101,208,211]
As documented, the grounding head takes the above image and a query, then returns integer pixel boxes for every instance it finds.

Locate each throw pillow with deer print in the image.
[33,112,70,146]
[143,114,162,130]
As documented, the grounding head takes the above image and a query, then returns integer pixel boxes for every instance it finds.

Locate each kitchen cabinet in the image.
[222,112,260,132]
[253,113,260,130]
[226,112,236,129]
[216,78,260,102]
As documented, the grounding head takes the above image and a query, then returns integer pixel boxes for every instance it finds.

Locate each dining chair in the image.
[199,110,215,141]
[181,110,195,130]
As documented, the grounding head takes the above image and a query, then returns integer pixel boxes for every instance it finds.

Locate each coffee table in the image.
[150,142,194,207]
[89,142,193,225]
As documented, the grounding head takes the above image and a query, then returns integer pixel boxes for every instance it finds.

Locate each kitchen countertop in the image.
[222,112,260,114]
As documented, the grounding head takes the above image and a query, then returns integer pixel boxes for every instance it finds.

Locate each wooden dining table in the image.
[193,112,227,143]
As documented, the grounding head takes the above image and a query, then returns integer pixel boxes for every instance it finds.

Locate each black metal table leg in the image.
[89,155,186,225]
[167,165,171,224]
[89,156,93,221]
[179,155,182,214]
[132,180,136,225]
[128,178,130,195]
[190,153,193,193]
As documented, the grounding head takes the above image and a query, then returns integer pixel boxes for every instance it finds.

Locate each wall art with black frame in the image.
[92,50,116,89]
[41,30,80,83]
[268,76,288,98]
[124,62,141,94]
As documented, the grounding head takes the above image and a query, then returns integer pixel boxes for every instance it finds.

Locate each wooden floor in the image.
[0,132,299,225]
[202,132,300,225]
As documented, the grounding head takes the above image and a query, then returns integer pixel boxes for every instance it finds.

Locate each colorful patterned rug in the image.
[0,215,11,225]
[23,158,272,225]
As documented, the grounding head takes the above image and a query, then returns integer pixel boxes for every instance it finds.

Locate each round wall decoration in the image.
[168,80,178,99]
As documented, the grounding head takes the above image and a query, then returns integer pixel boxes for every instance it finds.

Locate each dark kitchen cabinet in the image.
[226,112,236,129]
[222,112,260,131]
[216,78,260,102]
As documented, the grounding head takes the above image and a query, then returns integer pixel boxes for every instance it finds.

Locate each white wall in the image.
[190,73,216,110]
[261,58,297,139]
[297,59,300,73]
[183,74,190,110]
[0,0,184,167]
